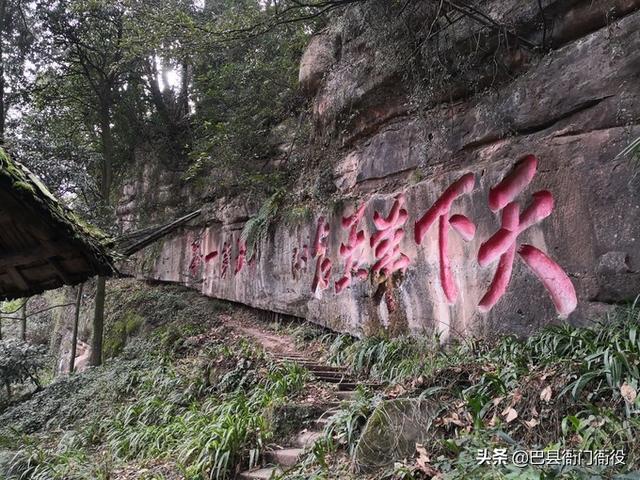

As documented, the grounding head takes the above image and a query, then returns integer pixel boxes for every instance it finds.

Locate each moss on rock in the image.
[353,398,443,473]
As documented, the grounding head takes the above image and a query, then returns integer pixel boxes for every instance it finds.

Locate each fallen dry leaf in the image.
[621,383,637,404]
[415,443,441,477]
[524,418,540,428]
[540,386,552,402]
[502,406,518,423]
[388,384,407,398]
[442,411,466,427]
[416,443,430,466]
[511,389,523,405]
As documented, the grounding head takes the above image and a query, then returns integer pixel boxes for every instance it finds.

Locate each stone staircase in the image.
[238,352,368,479]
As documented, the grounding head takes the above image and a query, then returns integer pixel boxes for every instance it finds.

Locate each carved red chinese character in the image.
[234,239,247,275]
[414,174,476,304]
[335,204,368,294]
[311,217,332,293]
[477,155,577,316]
[220,241,231,278]
[312,216,330,257]
[189,237,203,275]
[205,250,219,263]
[292,244,309,279]
[312,257,332,292]
[370,193,410,278]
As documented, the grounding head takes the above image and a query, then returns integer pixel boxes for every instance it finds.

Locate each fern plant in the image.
[241,189,285,261]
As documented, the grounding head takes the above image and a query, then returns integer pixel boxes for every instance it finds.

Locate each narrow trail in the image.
[73,341,91,372]
[220,311,367,479]
[223,313,301,356]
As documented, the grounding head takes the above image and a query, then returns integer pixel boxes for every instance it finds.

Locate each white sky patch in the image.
[155,55,182,92]
[159,68,181,91]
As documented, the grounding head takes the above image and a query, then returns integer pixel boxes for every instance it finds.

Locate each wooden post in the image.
[20,298,27,341]
[90,276,106,366]
[69,284,83,373]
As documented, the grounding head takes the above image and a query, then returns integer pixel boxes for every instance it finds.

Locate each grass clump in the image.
[285,301,640,479]
[6,292,309,480]
[327,333,446,384]
[8,340,309,480]
[103,358,308,479]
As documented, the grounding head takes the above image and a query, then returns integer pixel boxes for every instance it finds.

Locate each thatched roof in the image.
[0,149,116,300]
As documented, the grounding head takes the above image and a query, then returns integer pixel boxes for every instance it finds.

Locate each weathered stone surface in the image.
[137,121,639,338]
[121,6,640,340]
[312,0,640,146]
[353,398,441,473]
[116,143,192,232]
[336,10,640,191]
[298,29,337,95]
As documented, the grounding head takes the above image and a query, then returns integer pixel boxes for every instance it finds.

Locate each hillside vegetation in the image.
[1,280,639,479]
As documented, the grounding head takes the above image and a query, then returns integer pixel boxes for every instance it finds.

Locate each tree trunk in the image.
[90,107,114,367]
[0,0,7,144]
[20,298,27,341]
[90,277,106,366]
[69,284,83,373]
[147,57,175,129]
[98,107,114,204]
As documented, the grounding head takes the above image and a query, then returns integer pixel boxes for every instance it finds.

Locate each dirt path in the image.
[74,341,91,372]
[221,310,358,480]
[221,311,306,356]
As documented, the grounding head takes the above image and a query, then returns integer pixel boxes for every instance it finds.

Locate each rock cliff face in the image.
[119,1,640,339]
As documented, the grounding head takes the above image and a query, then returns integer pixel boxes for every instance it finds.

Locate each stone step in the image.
[305,365,347,373]
[294,430,323,448]
[307,365,351,377]
[336,382,357,390]
[312,373,352,383]
[312,370,349,377]
[336,390,357,401]
[337,382,364,391]
[266,448,305,467]
[276,358,318,365]
[238,467,283,480]
[314,415,335,429]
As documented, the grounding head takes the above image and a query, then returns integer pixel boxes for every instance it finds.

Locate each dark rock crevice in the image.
[512,95,617,137]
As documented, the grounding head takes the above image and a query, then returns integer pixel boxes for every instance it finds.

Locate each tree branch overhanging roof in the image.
[0,148,116,300]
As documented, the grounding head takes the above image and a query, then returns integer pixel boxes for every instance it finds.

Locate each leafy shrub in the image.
[0,339,48,398]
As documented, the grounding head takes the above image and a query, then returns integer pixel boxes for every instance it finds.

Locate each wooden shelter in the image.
[0,150,116,300]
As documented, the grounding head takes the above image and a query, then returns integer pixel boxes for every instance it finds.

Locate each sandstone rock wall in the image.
[122,2,640,339]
